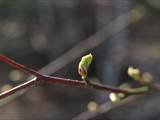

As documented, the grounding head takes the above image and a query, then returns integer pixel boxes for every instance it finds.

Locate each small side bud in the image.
[127,66,141,80]
[109,92,126,103]
[109,93,120,102]
[109,83,130,102]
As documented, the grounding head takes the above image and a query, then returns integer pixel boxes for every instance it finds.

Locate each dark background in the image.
[0,0,160,119]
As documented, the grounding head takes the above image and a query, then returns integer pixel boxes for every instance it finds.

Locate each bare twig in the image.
[0,77,37,99]
[0,54,134,99]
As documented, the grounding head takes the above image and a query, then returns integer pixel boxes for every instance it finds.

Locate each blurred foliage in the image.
[1,84,12,92]
[9,70,27,82]
[87,101,98,112]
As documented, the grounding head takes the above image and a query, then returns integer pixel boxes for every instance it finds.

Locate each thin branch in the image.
[42,76,131,94]
[0,77,37,99]
[0,54,134,100]
[0,55,43,77]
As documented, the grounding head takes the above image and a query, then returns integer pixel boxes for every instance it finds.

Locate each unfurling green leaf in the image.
[78,53,93,80]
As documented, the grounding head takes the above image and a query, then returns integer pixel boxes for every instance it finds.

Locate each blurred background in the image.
[0,0,160,120]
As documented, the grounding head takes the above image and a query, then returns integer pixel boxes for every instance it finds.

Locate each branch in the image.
[0,54,136,99]
[0,6,146,102]
[0,77,37,99]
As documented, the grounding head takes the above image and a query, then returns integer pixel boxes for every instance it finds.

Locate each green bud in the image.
[78,53,93,80]
[127,66,141,80]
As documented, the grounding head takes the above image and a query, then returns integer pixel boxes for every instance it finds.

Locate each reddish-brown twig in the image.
[0,78,37,99]
[0,54,134,99]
